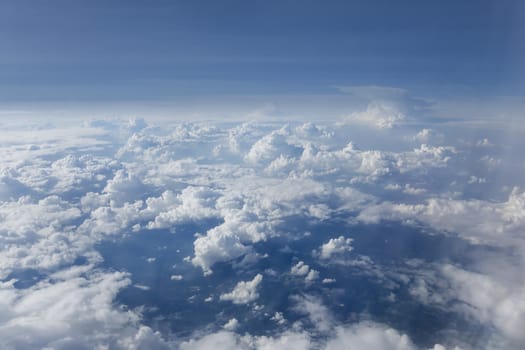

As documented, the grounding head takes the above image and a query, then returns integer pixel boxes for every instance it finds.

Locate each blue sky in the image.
[1,0,524,119]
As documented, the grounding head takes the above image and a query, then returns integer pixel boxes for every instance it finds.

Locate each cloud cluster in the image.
[343,103,406,129]
[0,116,523,349]
[290,261,319,282]
[181,295,456,350]
[358,187,525,246]
[317,236,354,260]
[219,274,263,304]
[0,268,170,349]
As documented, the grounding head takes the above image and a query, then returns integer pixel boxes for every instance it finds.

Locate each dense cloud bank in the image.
[0,117,524,349]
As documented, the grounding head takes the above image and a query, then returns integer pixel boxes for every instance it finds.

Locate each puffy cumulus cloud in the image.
[180,294,457,350]
[290,261,319,283]
[179,322,454,350]
[336,85,433,123]
[0,153,118,206]
[317,236,354,260]
[0,195,87,278]
[392,144,454,174]
[202,120,453,185]
[296,142,391,181]
[179,331,242,350]
[1,117,520,349]
[324,323,417,350]
[190,177,344,274]
[77,197,144,237]
[247,331,311,350]
[45,154,117,195]
[223,318,239,331]
[220,274,263,304]
[291,261,311,276]
[441,264,525,345]
[271,311,286,325]
[324,323,459,350]
[0,269,171,349]
[342,103,406,129]
[224,122,267,155]
[78,183,221,240]
[0,168,35,201]
[294,122,334,141]
[292,295,334,333]
[295,141,453,184]
[357,187,525,245]
[143,186,220,230]
[192,230,253,276]
[245,125,303,165]
[409,128,443,144]
[0,123,112,168]
[101,168,155,206]
[179,330,311,350]
[116,122,224,165]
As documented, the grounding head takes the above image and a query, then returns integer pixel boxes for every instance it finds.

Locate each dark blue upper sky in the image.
[1,0,524,119]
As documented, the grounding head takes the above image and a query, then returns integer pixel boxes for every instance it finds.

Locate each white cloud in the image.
[324,323,417,350]
[144,187,220,230]
[179,331,241,350]
[318,236,354,260]
[441,264,525,344]
[357,187,525,246]
[223,318,239,331]
[249,331,311,350]
[0,196,89,279]
[322,278,336,284]
[292,295,334,333]
[271,312,286,325]
[413,129,433,143]
[0,118,522,349]
[220,274,263,304]
[0,269,171,349]
[305,269,319,282]
[402,184,426,195]
[394,144,455,173]
[342,103,406,129]
[244,126,302,165]
[291,261,310,276]
[290,261,320,283]
[190,177,339,274]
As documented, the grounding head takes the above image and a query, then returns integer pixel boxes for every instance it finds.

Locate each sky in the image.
[3,3,525,349]
[1,0,524,120]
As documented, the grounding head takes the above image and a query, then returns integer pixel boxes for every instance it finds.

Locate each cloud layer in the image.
[0,117,523,349]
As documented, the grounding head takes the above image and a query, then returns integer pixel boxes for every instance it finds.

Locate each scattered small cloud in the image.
[220,274,263,304]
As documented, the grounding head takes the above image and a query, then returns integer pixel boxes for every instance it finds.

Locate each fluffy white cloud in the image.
[357,187,525,245]
[291,261,310,276]
[325,323,417,350]
[0,268,171,349]
[220,274,263,304]
[179,330,311,350]
[342,103,406,129]
[441,264,525,344]
[271,312,286,325]
[290,261,319,283]
[179,331,242,350]
[244,126,303,165]
[190,177,342,274]
[223,318,239,331]
[1,117,521,349]
[0,195,91,279]
[180,316,453,350]
[292,295,334,333]
[143,187,220,230]
[318,236,353,260]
